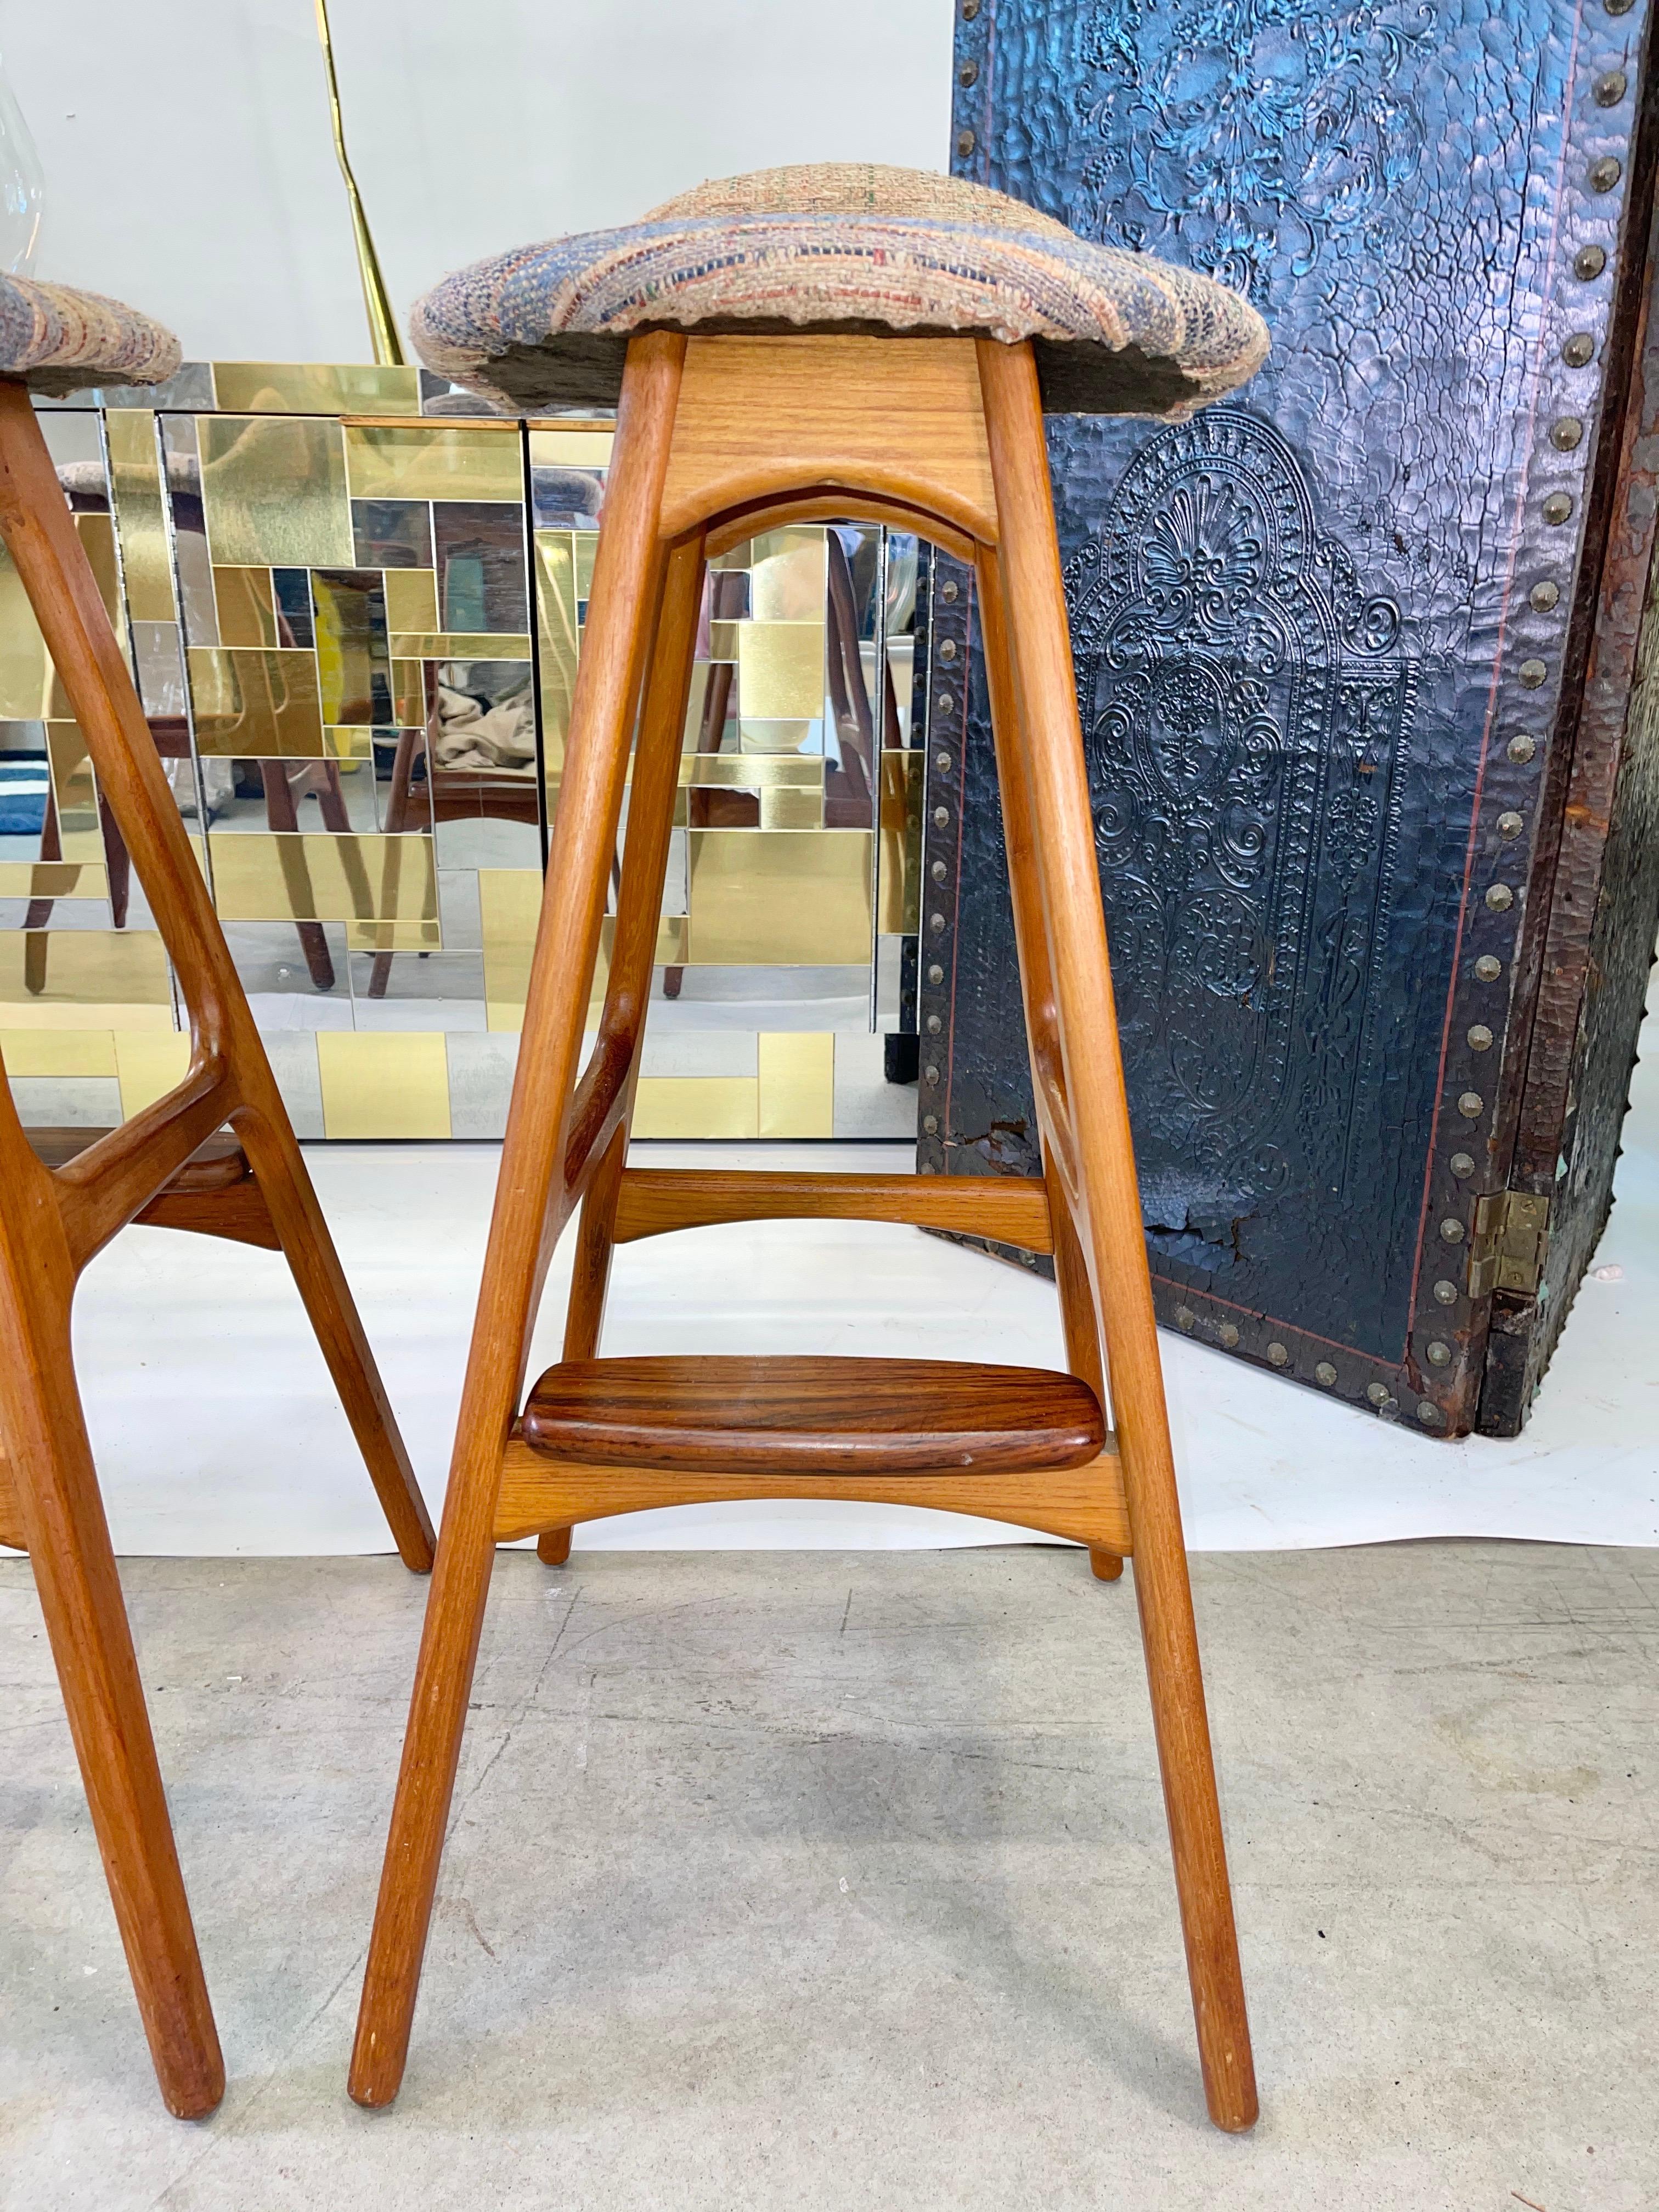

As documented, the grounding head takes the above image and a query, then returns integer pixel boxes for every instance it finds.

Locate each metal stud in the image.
[1543,492,1573,524]
[1508,733,1538,763]
[1593,69,1627,106]
[961,0,979,16]
[940,578,960,603]
[1550,417,1584,450]
[1562,331,1596,368]
[1468,1024,1494,1051]
[1519,660,1547,687]
[1475,955,1502,982]
[926,1013,942,1035]
[1218,1323,1240,1348]
[1607,0,1634,14]
[1367,1381,1390,1404]
[1315,1361,1338,1386]
[1574,244,1609,280]
[935,693,955,716]
[1486,882,1515,911]
[1530,580,1559,612]
[927,962,943,985]
[933,806,950,828]
[1417,1400,1442,1426]
[929,912,945,934]
[924,1063,940,1085]
[958,59,979,84]
[938,637,957,662]
[1176,1306,1196,1331]
[1498,810,1524,837]
[1589,155,1622,191]
[1434,1279,1460,1305]
[1450,1152,1476,1177]
[1458,1090,1485,1117]
[922,1113,939,1134]
[1426,1340,1452,1367]
[956,129,975,158]
[1441,1217,1466,1243]
[1267,1341,1289,1366]
[930,859,947,883]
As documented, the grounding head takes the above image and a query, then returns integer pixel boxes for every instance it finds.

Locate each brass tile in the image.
[207,831,437,928]
[738,718,819,754]
[760,785,824,830]
[688,828,873,965]
[749,527,827,619]
[0,929,172,1014]
[631,1076,758,1139]
[323,726,376,760]
[534,531,581,780]
[312,569,391,724]
[0,861,108,899]
[735,619,825,720]
[105,410,176,623]
[317,1031,452,1138]
[478,866,542,1028]
[388,631,531,662]
[682,754,823,789]
[0,1026,117,1076]
[344,424,522,504]
[878,748,923,934]
[345,916,442,950]
[383,568,439,634]
[212,567,279,648]
[527,427,614,468]
[392,658,428,725]
[188,647,325,757]
[114,1029,191,1119]
[757,1030,834,1137]
[213,362,422,415]
[44,723,104,859]
[199,415,354,568]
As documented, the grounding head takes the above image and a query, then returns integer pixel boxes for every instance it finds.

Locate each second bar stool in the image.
[352,164,1268,2129]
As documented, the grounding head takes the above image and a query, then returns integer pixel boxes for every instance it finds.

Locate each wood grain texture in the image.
[702,487,977,566]
[661,336,997,548]
[495,1431,1131,1553]
[978,338,1256,2133]
[0,1443,23,1551]
[521,1355,1105,1475]
[612,1167,1053,1250]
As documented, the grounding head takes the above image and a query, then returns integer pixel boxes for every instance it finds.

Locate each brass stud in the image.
[1459,1090,1485,1116]
[1498,810,1524,837]
[926,1013,942,1035]
[933,806,950,827]
[924,1063,940,1085]
[1486,882,1515,910]
[1426,1340,1452,1367]
[1315,1361,1338,1386]
[1267,1341,1289,1366]
[1550,417,1584,450]
[956,129,976,158]
[938,637,958,662]
[1508,733,1538,763]
[961,0,979,16]
[919,1160,938,1175]
[1434,1279,1460,1305]
[1367,1381,1390,1404]
[1543,492,1573,524]
[936,693,955,716]
[935,752,952,773]
[1562,331,1596,368]
[940,578,960,603]
[922,1113,938,1133]
[1593,69,1627,106]
[1589,154,1622,191]
[1519,659,1548,687]
[1417,1400,1442,1426]
[1219,1322,1240,1348]
[1475,955,1502,982]
[1450,1151,1476,1177]
[1176,1306,1196,1331]
[930,859,947,882]
[929,912,945,934]
[1468,1024,1494,1051]
[958,59,979,84]
[1607,0,1634,14]
[1441,1217,1466,1243]
[927,962,943,984]
[1530,580,1560,612]
[1575,244,1609,280]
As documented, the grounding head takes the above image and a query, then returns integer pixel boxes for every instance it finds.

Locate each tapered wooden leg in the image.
[0,1132,222,2118]
[232,1103,436,1572]
[978,337,1256,2133]
[350,331,689,2109]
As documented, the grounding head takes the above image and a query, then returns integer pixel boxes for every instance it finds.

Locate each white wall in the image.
[5,0,955,363]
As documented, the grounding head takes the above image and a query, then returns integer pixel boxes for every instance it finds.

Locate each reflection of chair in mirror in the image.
[351,166,1269,2131]
[0,279,436,2120]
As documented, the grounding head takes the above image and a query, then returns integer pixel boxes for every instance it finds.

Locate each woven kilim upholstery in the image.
[411,161,1268,415]
[0,275,180,396]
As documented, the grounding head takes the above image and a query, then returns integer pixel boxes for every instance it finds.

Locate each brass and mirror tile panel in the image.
[1,369,926,1139]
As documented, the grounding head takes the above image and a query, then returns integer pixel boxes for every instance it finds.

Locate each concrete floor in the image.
[1,1543,1654,2209]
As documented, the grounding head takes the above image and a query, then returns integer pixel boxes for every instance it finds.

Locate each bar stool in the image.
[0,276,436,2117]
[353,165,1268,2129]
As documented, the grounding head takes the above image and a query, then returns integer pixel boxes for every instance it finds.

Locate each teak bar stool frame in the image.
[0,378,437,2119]
[351,330,1256,2131]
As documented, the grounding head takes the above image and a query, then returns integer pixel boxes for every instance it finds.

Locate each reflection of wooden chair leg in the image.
[0,369,437,2117]
[369,726,423,999]
[825,527,875,828]
[663,574,742,999]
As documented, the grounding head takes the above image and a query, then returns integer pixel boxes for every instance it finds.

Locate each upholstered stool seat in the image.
[413,161,1267,415]
[0,272,180,394]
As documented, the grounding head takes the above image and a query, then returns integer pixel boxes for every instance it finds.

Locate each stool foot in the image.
[1089,1548,1124,1582]
[537,1527,572,1567]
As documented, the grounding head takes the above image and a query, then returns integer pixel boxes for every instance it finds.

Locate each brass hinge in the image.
[1468,1191,1550,1300]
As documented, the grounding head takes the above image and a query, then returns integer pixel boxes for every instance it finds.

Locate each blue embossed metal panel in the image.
[920,0,1659,1432]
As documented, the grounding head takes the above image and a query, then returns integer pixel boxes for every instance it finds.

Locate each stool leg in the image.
[0,1131,223,2118]
[350,331,688,2109]
[977,337,1257,2134]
